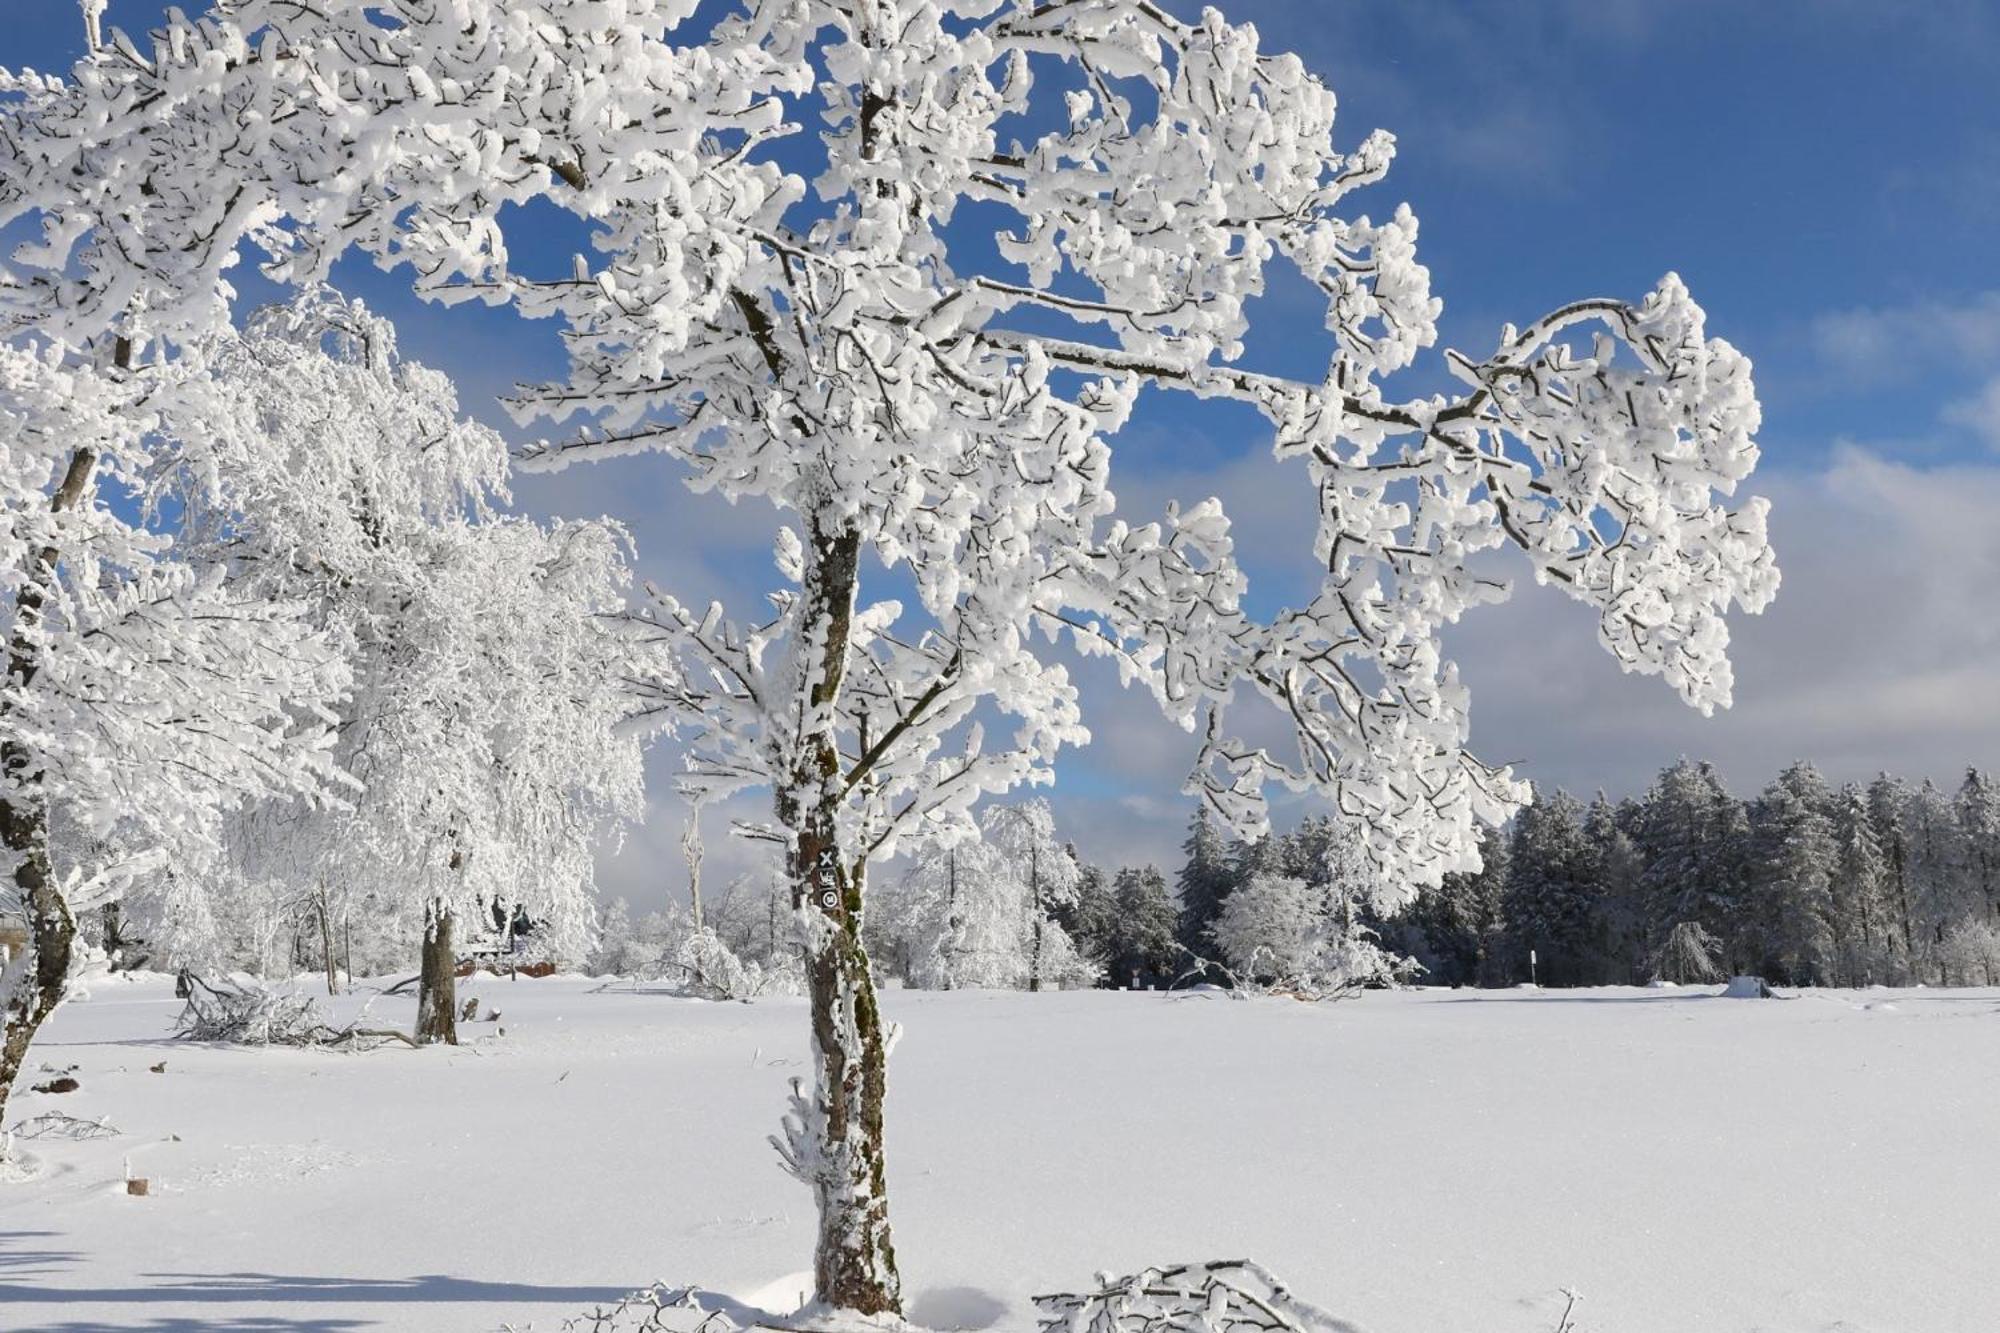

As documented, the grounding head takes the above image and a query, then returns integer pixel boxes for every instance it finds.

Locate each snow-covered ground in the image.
[4,974,1996,1333]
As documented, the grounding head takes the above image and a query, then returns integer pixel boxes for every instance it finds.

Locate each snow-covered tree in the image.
[1209,820,1409,996]
[1209,873,1320,982]
[1054,859,1119,980]
[1,2,1777,1307]
[1636,760,1752,968]
[877,801,1089,991]
[1110,866,1182,990]
[146,293,647,1043]
[1866,774,1917,963]
[1176,807,1236,951]
[983,799,1085,991]
[0,338,351,1128]
[1829,783,1894,984]
[1747,763,1836,985]
[1502,788,1600,986]
[1903,779,1965,981]
[587,898,643,977]
[1649,919,1724,985]
[1937,918,2000,987]
[1582,793,1645,984]
[1955,768,2000,925]
[1402,823,1508,986]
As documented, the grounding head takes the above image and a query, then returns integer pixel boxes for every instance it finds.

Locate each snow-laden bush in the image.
[1209,875,1414,999]
[664,928,770,1002]
[600,918,801,1001]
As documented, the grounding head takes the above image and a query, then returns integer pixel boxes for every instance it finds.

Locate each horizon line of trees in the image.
[1396,758,2000,990]
[591,755,2000,995]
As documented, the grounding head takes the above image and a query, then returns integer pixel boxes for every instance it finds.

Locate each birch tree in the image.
[0,338,351,1130]
[2,0,1776,1308]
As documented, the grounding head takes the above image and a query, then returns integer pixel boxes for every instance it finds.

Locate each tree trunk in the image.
[0,445,100,1131]
[1029,845,1043,993]
[316,888,339,996]
[415,903,457,1046]
[942,846,957,992]
[683,795,706,934]
[0,777,75,1130]
[777,525,901,1316]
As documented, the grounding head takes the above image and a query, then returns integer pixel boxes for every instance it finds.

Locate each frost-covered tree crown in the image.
[0,0,1778,894]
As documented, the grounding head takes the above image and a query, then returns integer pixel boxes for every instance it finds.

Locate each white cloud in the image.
[1943,376,2000,452]
[1808,290,2000,388]
[1440,445,2000,799]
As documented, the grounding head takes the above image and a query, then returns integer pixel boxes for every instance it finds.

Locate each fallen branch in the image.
[174,974,419,1050]
[1035,1261,1370,1333]
[7,1111,118,1141]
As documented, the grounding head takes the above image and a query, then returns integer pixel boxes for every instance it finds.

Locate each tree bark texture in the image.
[415,903,457,1046]
[777,524,901,1316]
[0,446,99,1130]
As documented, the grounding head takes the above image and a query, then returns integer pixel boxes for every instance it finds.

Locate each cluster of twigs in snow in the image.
[545,1286,748,1333]
[7,1111,119,1141]
[541,1264,1592,1333]
[1035,1262,1369,1333]
[173,974,416,1049]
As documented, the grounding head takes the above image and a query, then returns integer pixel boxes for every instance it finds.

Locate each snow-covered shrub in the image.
[1209,874,1414,998]
[1035,1262,1366,1333]
[665,928,764,1002]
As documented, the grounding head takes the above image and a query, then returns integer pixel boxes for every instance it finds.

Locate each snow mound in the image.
[1720,976,1777,999]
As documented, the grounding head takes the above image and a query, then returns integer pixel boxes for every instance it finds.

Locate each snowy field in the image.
[4,974,1997,1333]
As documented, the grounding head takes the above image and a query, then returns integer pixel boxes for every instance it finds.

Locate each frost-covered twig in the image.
[553,1284,746,1333]
[7,1110,118,1141]
[1035,1261,1370,1333]
[173,974,417,1049]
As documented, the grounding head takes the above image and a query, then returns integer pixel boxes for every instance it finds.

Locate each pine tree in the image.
[1867,774,1917,966]
[1636,760,1752,969]
[1830,784,1892,984]
[1502,788,1600,986]
[1748,763,1837,985]
[1955,769,2000,925]
[1109,867,1180,990]
[1405,825,1509,986]
[1053,858,1120,986]
[1904,779,1967,980]
[1175,807,1237,953]
[1583,793,1646,984]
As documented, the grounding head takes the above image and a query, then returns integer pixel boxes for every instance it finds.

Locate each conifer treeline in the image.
[1084,760,2000,989]
[1409,760,2000,987]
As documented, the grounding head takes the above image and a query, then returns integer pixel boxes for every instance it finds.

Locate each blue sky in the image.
[10,1,2000,897]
